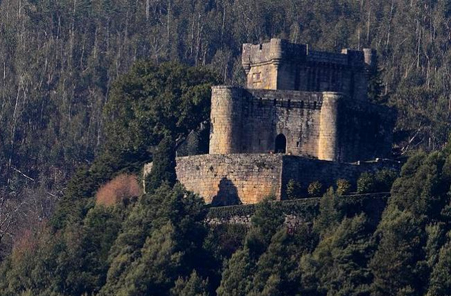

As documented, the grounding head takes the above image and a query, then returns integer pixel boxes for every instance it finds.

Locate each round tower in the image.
[209,86,243,154]
[318,92,343,161]
[269,38,284,69]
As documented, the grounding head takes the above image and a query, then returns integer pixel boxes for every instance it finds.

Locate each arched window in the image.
[275,134,287,153]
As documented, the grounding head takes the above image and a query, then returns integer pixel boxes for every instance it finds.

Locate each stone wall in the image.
[209,86,395,162]
[209,86,325,157]
[240,89,324,157]
[206,193,389,226]
[175,154,283,205]
[280,156,399,199]
[247,63,278,90]
[164,154,400,205]
[209,86,243,154]
[241,38,375,101]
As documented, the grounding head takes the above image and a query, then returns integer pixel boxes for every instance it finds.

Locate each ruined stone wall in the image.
[175,154,283,205]
[280,156,399,199]
[206,193,389,226]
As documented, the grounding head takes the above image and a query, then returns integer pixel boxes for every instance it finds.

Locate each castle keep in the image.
[210,39,395,162]
[146,39,397,205]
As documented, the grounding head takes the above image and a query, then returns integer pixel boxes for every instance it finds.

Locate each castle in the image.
[146,39,397,205]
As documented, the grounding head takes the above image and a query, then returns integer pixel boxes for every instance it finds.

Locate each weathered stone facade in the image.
[242,39,375,101]
[144,39,397,206]
[210,87,395,162]
[173,154,398,205]
[210,39,395,163]
[175,154,282,205]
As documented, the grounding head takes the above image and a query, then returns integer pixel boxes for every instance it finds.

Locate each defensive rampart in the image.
[143,154,400,206]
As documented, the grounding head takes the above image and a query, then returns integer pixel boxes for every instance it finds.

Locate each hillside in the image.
[1,144,451,295]
[1,0,451,295]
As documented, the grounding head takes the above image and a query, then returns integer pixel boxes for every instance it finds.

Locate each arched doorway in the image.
[275,134,287,153]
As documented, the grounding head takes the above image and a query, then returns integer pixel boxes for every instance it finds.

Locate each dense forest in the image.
[1,0,451,295]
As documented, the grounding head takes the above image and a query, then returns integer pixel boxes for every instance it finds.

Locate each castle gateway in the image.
[148,39,397,205]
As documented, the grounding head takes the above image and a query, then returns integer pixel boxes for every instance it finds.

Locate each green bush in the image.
[336,179,352,196]
[375,169,398,192]
[357,172,377,193]
[286,179,302,199]
[357,170,398,194]
[308,181,324,197]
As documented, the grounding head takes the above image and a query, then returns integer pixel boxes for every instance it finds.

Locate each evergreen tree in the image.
[216,248,255,296]
[248,227,310,296]
[369,208,427,296]
[314,188,342,236]
[391,151,451,220]
[146,136,177,192]
[314,215,374,296]
[171,271,209,296]
[246,196,285,257]
[427,241,451,296]
[100,184,207,296]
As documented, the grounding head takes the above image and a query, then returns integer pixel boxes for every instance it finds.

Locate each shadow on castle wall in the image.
[211,177,241,206]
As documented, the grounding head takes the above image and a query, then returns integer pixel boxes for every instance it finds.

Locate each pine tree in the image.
[171,271,209,296]
[427,241,451,296]
[314,188,341,236]
[369,208,426,296]
[216,248,255,296]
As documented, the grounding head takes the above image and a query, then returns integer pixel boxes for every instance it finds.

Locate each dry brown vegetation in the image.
[95,174,142,207]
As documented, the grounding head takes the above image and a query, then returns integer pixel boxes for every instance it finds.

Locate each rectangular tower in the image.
[242,38,377,102]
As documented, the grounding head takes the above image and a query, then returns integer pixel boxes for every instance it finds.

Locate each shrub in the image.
[96,174,142,207]
[336,179,352,196]
[357,172,377,193]
[308,181,324,197]
[357,170,398,194]
[286,179,302,199]
[375,169,398,192]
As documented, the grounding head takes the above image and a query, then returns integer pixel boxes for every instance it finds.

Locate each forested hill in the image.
[2,0,451,273]
[1,1,451,294]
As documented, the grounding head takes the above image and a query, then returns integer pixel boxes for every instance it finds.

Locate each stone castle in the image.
[146,39,397,205]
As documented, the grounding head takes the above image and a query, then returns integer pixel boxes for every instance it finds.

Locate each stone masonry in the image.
[144,39,397,206]
[209,86,395,163]
[143,154,399,205]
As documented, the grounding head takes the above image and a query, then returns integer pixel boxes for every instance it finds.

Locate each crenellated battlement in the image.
[242,38,375,69]
[242,39,376,102]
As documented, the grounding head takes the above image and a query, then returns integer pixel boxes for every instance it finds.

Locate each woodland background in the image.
[1,1,451,294]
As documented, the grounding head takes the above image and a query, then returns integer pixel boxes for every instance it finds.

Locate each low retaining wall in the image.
[206,193,389,226]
